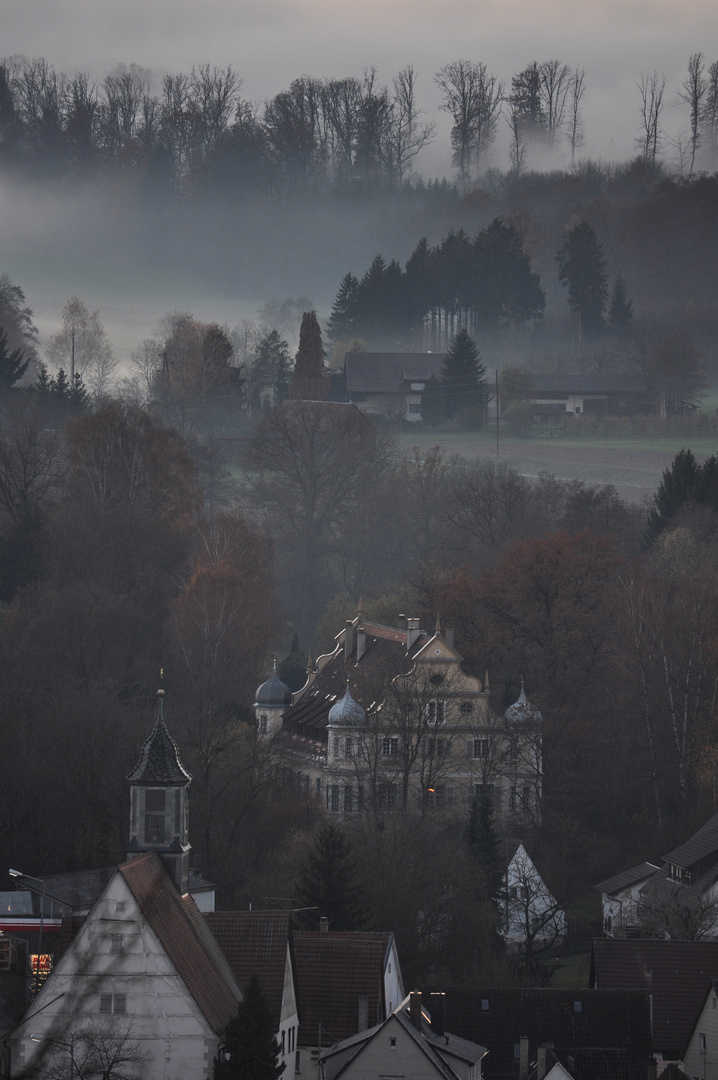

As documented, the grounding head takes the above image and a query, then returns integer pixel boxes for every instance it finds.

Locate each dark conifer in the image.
[608,273,633,337]
[295,824,367,930]
[289,311,327,401]
[214,975,285,1080]
[326,273,359,344]
[0,327,29,394]
[465,795,505,918]
[644,448,701,546]
[556,220,608,339]
[440,327,489,422]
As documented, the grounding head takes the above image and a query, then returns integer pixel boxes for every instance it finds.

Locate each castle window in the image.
[427,701,446,725]
[382,737,399,757]
[460,701,474,714]
[345,737,353,758]
[260,715,268,735]
[471,739,491,759]
[344,786,354,812]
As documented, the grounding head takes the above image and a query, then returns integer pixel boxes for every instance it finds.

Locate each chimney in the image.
[430,993,445,1037]
[444,627,455,648]
[356,626,366,661]
[407,618,421,651]
[344,620,354,661]
[409,991,422,1030]
[519,1036,529,1080]
[319,916,329,933]
[397,614,407,632]
[537,1046,547,1080]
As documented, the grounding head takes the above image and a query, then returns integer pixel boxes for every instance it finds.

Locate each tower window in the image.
[145,789,166,844]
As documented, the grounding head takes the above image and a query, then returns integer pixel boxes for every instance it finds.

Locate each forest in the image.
[1,295,718,983]
[2,48,718,988]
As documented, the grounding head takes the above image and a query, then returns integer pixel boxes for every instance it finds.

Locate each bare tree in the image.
[538,60,572,150]
[678,52,707,173]
[703,61,718,163]
[435,60,480,186]
[386,66,436,183]
[35,1022,146,1080]
[129,338,162,402]
[507,100,527,175]
[637,71,665,163]
[505,845,565,964]
[47,297,117,399]
[567,67,586,163]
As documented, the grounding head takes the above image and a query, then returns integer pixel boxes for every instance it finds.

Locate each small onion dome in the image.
[504,681,542,726]
[255,659,292,707]
[328,682,366,727]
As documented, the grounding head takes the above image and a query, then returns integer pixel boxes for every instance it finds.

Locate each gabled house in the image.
[504,843,566,953]
[321,991,486,1080]
[8,852,241,1080]
[425,986,655,1080]
[682,978,718,1080]
[255,613,542,823]
[292,928,403,1072]
[205,910,299,1076]
[591,937,718,1060]
[596,812,718,940]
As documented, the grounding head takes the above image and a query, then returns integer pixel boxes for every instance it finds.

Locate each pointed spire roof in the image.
[435,612,442,634]
[255,658,292,706]
[327,680,366,727]
[127,691,192,784]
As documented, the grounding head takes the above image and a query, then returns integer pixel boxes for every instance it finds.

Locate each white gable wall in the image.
[13,871,219,1080]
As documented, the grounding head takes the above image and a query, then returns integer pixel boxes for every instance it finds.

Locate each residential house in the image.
[425,986,655,1080]
[293,929,403,1074]
[595,812,718,939]
[595,862,662,937]
[525,374,639,423]
[344,352,497,423]
[591,937,718,1060]
[683,978,718,1080]
[255,613,542,823]
[320,991,486,1080]
[504,843,566,954]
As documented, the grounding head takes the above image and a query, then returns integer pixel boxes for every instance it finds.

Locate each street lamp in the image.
[30,1033,75,1078]
[9,870,47,992]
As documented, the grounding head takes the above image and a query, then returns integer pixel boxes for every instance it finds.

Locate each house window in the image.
[473,783,500,811]
[259,715,268,735]
[295,1051,301,1074]
[316,778,322,798]
[573,1001,583,1013]
[700,1033,707,1052]
[145,789,166,843]
[481,999,490,1011]
[509,886,528,901]
[389,1038,397,1049]
[510,787,517,812]
[523,785,531,809]
[330,785,340,812]
[115,902,126,913]
[344,786,354,813]
[470,739,491,759]
[408,403,422,414]
[281,1031,286,1054]
[100,993,125,1014]
[110,934,123,954]
[427,701,446,725]
[345,737,353,758]
[460,701,474,714]
[332,736,341,759]
[382,737,399,757]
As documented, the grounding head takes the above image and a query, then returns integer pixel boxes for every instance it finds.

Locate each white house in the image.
[321,991,486,1080]
[8,852,240,1079]
[595,862,662,937]
[504,843,566,953]
[683,978,718,1080]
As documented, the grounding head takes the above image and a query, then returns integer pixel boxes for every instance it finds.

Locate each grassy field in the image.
[397,430,718,504]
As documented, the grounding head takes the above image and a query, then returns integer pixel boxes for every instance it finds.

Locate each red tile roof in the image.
[293,931,394,1047]
[119,852,240,1033]
[204,910,292,1028]
[591,938,718,1058]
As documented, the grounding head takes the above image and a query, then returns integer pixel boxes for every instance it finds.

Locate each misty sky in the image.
[3,0,718,363]
[7,0,718,169]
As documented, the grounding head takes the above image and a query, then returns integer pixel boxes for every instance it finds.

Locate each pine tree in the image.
[556,220,608,340]
[608,274,633,337]
[289,312,327,401]
[70,370,90,412]
[214,976,285,1080]
[295,824,367,930]
[465,796,505,919]
[645,448,701,546]
[326,273,359,344]
[53,367,71,402]
[440,327,489,423]
[252,329,292,406]
[35,362,52,396]
[0,327,29,394]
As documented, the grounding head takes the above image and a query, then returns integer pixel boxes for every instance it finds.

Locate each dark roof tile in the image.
[204,911,292,1029]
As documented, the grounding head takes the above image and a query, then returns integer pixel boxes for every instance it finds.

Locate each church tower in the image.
[126,689,193,894]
